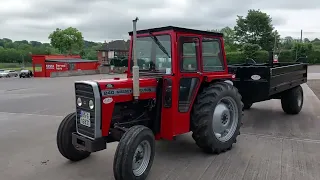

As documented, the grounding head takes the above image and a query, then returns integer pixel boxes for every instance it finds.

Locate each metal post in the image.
[132,17,140,100]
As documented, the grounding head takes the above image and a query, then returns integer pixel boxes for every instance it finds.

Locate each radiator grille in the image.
[75,83,96,139]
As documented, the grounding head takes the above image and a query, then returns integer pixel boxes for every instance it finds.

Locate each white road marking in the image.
[0,112,63,118]
[242,132,320,144]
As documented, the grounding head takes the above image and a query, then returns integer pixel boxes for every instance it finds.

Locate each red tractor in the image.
[56,18,244,180]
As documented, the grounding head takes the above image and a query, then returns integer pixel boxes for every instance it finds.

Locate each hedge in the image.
[110,50,320,67]
[226,50,320,64]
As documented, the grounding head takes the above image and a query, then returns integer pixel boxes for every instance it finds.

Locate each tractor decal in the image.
[101,87,156,97]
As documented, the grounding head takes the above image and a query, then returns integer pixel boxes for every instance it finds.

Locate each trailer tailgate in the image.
[269,63,307,95]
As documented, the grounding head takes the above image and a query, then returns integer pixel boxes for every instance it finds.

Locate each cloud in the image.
[0,0,320,42]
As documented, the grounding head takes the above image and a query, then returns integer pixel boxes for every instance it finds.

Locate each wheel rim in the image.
[212,96,239,142]
[297,90,303,107]
[132,140,151,176]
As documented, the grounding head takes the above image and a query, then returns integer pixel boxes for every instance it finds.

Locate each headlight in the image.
[77,97,82,106]
[89,100,94,109]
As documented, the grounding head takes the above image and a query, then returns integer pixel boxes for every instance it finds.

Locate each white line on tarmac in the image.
[0,111,64,118]
[242,132,320,144]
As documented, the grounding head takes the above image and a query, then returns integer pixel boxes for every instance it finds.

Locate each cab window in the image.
[179,37,199,72]
[202,38,224,72]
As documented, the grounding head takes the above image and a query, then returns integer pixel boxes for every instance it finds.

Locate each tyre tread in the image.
[191,82,243,154]
[56,112,91,161]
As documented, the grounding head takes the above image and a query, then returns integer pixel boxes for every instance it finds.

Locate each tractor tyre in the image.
[281,85,303,114]
[191,81,243,154]
[243,103,253,110]
[56,112,91,161]
[113,125,155,180]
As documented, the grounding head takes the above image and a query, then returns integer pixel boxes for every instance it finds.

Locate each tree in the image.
[304,38,310,43]
[292,42,313,59]
[219,27,236,45]
[48,27,84,55]
[209,27,239,52]
[234,9,279,51]
[281,36,294,50]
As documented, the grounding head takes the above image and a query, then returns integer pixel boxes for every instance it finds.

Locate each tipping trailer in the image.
[228,55,308,113]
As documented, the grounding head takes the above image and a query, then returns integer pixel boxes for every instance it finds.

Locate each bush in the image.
[254,51,269,63]
[226,50,269,64]
[226,51,245,64]
[308,50,320,64]
[278,50,293,62]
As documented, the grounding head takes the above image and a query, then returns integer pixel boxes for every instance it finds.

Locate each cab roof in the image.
[128,26,223,37]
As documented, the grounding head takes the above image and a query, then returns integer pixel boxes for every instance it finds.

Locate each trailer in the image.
[228,57,308,114]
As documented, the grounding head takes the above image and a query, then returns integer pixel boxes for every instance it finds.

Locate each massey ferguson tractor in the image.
[56,18,245,180]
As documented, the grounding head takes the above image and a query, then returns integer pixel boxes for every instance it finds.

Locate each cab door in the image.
[173,35,203,135]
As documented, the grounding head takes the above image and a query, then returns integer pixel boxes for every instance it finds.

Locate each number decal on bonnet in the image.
[101,87,156,97]
[102,89,132,96]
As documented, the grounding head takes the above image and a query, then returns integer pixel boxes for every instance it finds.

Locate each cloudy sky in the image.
[1,0,320,43]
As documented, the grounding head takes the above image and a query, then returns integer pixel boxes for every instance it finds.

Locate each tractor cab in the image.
[126,26,231,79]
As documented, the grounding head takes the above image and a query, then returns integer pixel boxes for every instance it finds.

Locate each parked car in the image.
[0,70,19,78]
[0,69,4,78]
[19,69,33,78]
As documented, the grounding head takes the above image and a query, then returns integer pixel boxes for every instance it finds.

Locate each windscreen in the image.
[131,34,171,73]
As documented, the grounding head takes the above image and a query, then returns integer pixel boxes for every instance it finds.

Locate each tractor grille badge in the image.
[106,84,114,88]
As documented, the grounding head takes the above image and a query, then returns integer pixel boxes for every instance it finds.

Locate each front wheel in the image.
[191,82,243,154]
[113,125,155,180]
[281,85,303,114]
[56,112,91,161]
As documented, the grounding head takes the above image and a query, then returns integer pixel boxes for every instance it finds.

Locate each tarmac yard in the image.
[1,74,320,180]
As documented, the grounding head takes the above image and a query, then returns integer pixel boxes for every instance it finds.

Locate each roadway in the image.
[0,74,320,180]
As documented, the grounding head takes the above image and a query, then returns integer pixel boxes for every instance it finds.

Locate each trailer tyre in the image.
[281,85,303,114]
[113,125,155,180]
[191,82,243,154]
[56,112,91,161]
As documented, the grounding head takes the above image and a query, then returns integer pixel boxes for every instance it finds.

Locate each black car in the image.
[19,69,33,78]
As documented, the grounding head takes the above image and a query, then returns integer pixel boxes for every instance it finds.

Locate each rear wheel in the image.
[281,85,303,114]
[56,112,91,161]
[113,125,155,180]
[191,82,243,154]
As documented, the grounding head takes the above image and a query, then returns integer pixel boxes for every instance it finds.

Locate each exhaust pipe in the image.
[132,17,140,100]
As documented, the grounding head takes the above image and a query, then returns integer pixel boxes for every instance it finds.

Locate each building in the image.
[32,55,99,77]
[97,40,130,65]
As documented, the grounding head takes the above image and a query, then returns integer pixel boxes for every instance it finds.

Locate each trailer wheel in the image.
[243,103,253,110]
[113,125,155,180]
[281,85,303,114]
[56,112,91,161]
[191,82,243,154]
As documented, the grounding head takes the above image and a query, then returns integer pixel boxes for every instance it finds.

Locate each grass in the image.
[0,66,36,71]
[0,63,40,72]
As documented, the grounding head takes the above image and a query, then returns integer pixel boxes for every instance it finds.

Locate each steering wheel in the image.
[245,58,256,65]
